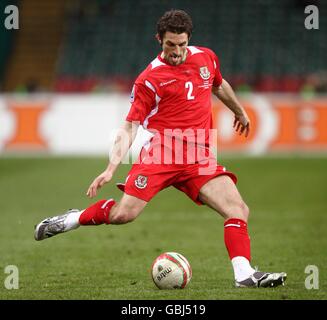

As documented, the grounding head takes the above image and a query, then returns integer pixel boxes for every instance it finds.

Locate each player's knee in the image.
[240,201,250,222]
[226,201,249,222]
[109,206,140,224]
[111,214,134,224]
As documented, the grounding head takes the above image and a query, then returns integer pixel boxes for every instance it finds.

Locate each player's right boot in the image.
[235,271,287,288]
[34,209,80,241]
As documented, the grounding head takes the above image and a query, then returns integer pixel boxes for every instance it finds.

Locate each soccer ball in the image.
[151,252,192,289]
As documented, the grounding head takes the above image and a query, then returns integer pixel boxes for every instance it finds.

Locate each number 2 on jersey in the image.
[185,81,195,100]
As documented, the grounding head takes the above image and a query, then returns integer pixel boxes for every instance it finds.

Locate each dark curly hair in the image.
[156,9,193,41]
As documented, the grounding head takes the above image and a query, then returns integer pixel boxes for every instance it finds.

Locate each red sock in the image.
[224,218,251,261]
[79,199,116,225]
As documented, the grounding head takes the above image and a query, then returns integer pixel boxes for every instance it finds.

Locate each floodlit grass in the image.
[0,156,326,300]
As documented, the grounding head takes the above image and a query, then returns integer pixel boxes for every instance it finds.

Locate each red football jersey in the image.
[126,46,223,146]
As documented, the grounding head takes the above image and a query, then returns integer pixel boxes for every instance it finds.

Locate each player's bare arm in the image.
[86,120,139,198]
[212,79,250,137]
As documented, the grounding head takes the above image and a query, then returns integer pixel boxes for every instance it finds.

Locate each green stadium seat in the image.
[54,0,327,92]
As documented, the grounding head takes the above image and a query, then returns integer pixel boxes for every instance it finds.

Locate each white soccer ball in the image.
[151,252,192,289]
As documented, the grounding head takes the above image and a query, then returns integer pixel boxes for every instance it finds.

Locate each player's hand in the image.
[233,113,250,137]
[86,170,113,198]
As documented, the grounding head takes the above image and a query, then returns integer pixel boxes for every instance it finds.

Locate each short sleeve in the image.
[126,81,156,125]
[211,51,223,87]
[202,47,223,87]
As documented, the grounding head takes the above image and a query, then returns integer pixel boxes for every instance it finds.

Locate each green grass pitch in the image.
[0,156,326,300]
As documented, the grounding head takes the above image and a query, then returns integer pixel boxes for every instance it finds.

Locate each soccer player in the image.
[35,10,287,288]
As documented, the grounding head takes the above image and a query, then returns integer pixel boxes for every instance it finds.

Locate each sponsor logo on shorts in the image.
[135,175,148,189]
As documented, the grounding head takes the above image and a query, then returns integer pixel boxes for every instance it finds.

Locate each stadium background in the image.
[0,0,326,300]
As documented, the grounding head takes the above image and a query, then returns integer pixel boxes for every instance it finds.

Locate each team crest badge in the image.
[135,175,148,189]
[199,66,210,80]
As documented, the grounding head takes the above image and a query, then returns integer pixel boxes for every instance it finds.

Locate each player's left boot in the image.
[235,271,287,288]
[34,209,80,241]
